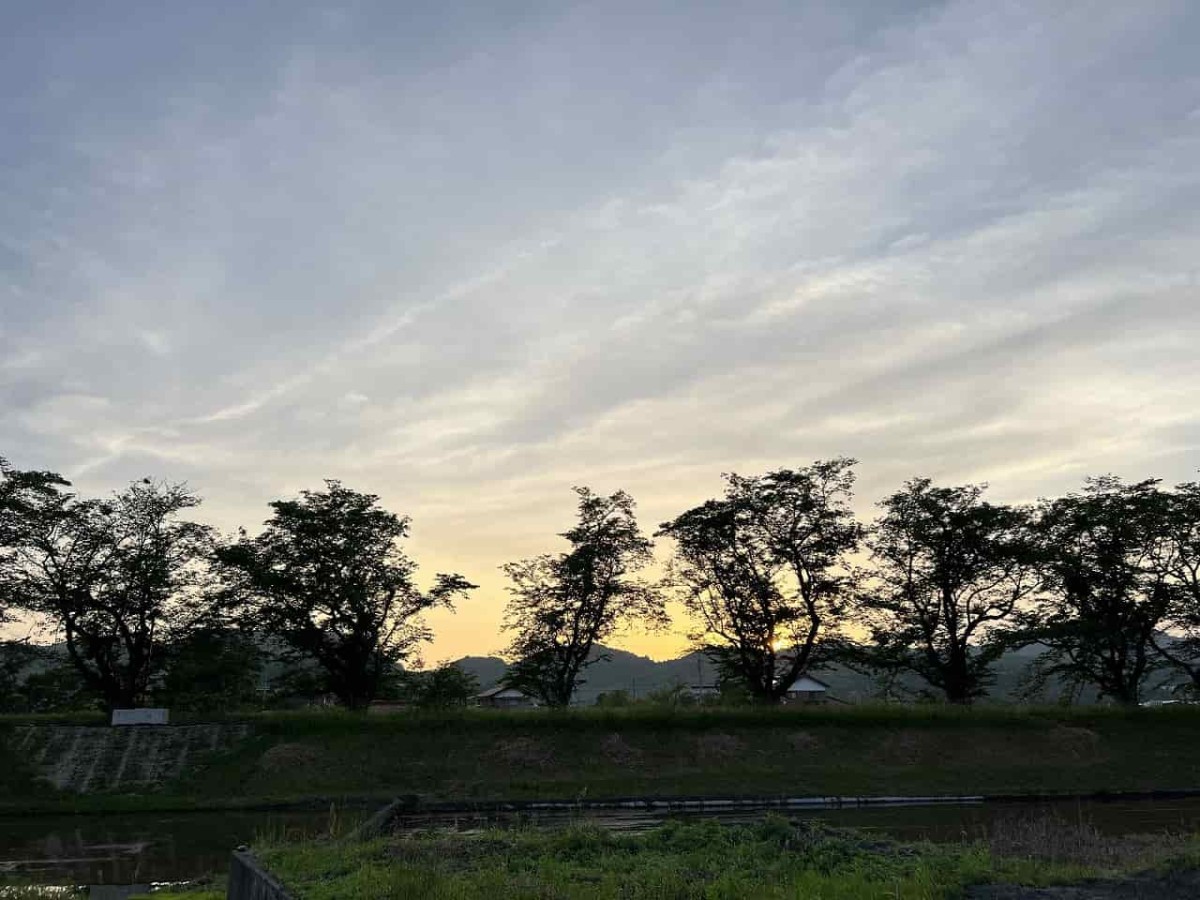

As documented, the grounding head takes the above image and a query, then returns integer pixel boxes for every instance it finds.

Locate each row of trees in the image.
[0,460,475,710]
[2,454,1199,711]
[499,460,1200,708]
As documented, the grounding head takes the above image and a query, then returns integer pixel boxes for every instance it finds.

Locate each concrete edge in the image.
[367,787,1200,817]
[228,848,294,900]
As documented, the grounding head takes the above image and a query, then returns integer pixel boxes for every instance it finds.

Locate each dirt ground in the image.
[969,869,1200,899]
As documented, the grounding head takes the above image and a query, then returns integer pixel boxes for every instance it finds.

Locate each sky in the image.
[2,1,1199,663]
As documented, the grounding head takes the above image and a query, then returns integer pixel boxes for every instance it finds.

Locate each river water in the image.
[5,797,1200,894]
[0,807,362,892]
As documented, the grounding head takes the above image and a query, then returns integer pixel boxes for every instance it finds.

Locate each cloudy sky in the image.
[3,1,1199,662]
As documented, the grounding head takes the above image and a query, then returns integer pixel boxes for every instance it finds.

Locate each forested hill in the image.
[3,639,1181,711]
[452,644,1175,706]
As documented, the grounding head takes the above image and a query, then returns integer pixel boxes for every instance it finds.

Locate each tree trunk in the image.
[942,647,974,704]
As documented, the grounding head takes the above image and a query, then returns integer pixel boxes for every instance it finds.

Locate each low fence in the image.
[227,849,294,900]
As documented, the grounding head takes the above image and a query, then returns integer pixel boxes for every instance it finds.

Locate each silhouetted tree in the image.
[264,663,330,709]
[1024,477,1173,706]
[501,487,664,707]
[0,641,97,713]
[216,481,475,710]
[159,627,264,713]
[0,458,71,629]
[0,641,39,713]
[860,479,1039,704]
[0,464,214,711]
[1153,480,1200,695]
[398,663,480,708]
[657,460,863,704]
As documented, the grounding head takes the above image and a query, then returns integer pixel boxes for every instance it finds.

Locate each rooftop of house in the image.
[476,685,532,699]
[786,675,830,692]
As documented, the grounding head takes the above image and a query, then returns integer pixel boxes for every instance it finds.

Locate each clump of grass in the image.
[256,817,1127,900]
[979,812,1199,870]
[0,888,86,899]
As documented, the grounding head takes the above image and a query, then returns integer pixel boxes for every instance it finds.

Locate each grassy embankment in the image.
[8,815,1200,900]
[4,705,1200,814]
[252,816,1200,899]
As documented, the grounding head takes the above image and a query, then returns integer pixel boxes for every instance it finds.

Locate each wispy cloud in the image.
[2,0,1198,658]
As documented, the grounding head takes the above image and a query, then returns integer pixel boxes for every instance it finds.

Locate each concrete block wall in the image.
[227,850,294,900]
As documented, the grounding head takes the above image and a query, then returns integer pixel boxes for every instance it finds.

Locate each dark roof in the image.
[785,674,831,691]
[476,685,530,699]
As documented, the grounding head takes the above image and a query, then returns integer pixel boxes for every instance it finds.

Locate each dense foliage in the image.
[216,481,475,710]
[1155,480,1200,695]
[502,488,665,707]
[657,459,862,703]
[4,450,1200,710]
[397,662,481,708]
[1022,477,1175,705]
[0,463,214,710]
[859,479,1040,703]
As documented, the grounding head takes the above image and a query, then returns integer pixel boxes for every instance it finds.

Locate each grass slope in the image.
[182,706,1200,806]
[5,706,1200,813]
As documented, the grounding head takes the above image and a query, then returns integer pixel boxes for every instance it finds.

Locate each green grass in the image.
[0,891,223,900]
[192,700,1200,730]
[7,705,1200,814]
[177,705,1200,804]
[257,816,1200,900]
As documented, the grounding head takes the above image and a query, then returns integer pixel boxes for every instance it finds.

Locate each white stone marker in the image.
[111,708,169,726]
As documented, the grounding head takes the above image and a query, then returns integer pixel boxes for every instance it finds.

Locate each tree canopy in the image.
[6,449,1200,712]
[1024,477,1174,706]
[0,464,214,710]
[1154,480,1200,695]
[216,481,475,710]
[398,663,480,708]
[860,479,1039,703]
[502,487,664,707]
[658,459,863,703]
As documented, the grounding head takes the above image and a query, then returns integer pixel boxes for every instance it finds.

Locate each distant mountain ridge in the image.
[4,636,1182,709]
[451,643,1180,705]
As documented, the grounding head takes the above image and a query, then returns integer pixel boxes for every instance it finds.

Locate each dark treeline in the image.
[2,455,1199,712]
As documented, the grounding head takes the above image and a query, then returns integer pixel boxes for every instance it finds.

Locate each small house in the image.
[476,685,538,709]
[783,675,830,704]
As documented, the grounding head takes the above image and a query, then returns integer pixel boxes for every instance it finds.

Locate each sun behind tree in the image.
[500,487,666,708]
[215,480,476,711]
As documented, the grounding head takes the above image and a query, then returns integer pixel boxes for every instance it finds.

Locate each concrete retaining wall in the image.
[11,723,249,792]
[228,849,294,900]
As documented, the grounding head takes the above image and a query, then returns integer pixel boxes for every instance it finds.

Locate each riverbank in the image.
[4,705,1200,814]
[254,816,1200,900]
[7,809,1200,899]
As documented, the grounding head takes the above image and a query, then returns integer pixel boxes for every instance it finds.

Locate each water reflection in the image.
[0,807,359,889]
[389,796,1200,843]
